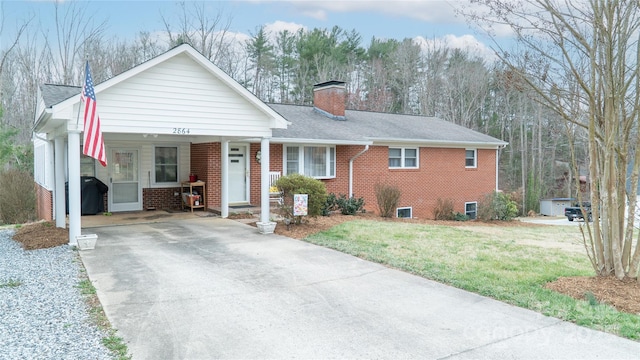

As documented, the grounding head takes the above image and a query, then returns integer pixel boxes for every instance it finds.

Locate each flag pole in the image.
[76,61,86,129]
[75,97,83,129]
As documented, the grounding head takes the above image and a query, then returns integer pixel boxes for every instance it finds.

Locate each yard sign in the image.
[293,194,308,216]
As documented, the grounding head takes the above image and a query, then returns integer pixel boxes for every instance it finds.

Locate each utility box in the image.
[540,198,575,216]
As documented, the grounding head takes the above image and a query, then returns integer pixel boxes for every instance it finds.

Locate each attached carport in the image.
[33,44,289,244]
[80,217,640,359]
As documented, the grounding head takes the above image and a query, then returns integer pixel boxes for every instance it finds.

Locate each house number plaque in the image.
[173,128,190,134]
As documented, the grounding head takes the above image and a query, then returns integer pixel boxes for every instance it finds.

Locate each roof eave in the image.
[271,137,373,145]
[367,137,508,149]
[33,108,53,134]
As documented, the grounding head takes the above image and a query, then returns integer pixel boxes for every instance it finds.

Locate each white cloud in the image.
[248,0,516,39]
[256,0,467,25]
[300,9,327,21]
[263,20,306,36]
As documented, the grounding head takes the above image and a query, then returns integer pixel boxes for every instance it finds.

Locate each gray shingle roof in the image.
[39,84,506,147]
[40,84,81,107]
[269,104,506,146]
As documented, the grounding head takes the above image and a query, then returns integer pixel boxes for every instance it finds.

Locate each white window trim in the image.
[283,144,336,179]
[465,148,477,168]
[396,207,413,218]
[153,145,180,186]
[465,201,478,220]
[389,147,419,169]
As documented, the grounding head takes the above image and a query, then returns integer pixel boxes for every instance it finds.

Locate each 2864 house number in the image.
[173,128,190,134]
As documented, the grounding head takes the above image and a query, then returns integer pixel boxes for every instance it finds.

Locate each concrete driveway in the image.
[80,217,640,359]
[518,216,584,226]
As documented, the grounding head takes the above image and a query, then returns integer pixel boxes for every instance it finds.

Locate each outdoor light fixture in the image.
[255,150,262,163]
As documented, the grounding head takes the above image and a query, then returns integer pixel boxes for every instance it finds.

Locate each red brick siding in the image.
[142,187,182,210]
[188,142,495,218]
[250,143,283,205]
[337,146,496,219]
[35,183,53,221]
[191,143,220,208]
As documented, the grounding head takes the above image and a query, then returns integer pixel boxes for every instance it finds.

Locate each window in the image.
[80,154,95,177]
[465,202,477,220]
[396,207,412,218]
[389,147,418,168]
[465,149,477,168]
[286,146,299,175]
[155,146,178,183]
[285,145,335,178]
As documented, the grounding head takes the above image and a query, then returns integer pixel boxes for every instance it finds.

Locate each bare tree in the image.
[440,49,490,128]
[45,1,106,84]
[161,1,233,66]
[4,32,54,143]
[464,0,640,280]
[0,3,32,80]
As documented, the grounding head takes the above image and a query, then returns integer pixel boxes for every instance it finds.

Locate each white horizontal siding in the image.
[33,137,53,189]
[95,140,191,189]
[95,54,273,136]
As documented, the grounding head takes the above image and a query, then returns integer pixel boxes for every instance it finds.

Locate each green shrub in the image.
[453,212,469,221]
[477,191,518,221]
[375,183,401,218]
[275,174,327,223]
[335,194,365,215]
[0,169,36,224]
[322,193,338,216]
[433,198,455,220]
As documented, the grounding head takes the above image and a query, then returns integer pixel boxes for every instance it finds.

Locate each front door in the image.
[109,148,142,212]
[228,145,248,203]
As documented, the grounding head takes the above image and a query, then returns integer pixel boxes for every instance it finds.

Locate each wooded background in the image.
[0,2,587,215]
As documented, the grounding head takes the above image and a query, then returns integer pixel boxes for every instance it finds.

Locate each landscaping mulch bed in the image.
[12,221,70,250]
[546,275,640,314]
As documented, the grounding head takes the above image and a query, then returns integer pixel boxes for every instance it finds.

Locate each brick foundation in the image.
[143,187,182,210]
[35,183,53,221]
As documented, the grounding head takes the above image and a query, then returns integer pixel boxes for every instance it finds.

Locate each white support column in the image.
[220,139,229,218]
[260,137,270,223]
[67,129,82,246]
[256,137,276,234]
[54,137,66,228]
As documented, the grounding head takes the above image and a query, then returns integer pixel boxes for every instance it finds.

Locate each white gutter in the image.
[349,145,370,198]
[496,149,499,190]
[270,138,372,146]
[365,137,508,149]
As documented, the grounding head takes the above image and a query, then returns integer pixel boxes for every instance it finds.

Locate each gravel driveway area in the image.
[0,229,114,360]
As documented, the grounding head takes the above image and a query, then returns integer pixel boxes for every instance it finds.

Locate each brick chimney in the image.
[313,80,346,120]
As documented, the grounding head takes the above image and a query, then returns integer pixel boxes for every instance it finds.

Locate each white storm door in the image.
[109,148,142,212]
[228,145,248,203]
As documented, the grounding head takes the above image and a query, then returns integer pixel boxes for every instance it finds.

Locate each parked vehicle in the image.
[564,202,593,222]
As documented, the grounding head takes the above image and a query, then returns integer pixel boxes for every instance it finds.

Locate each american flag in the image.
[81,61,107,167]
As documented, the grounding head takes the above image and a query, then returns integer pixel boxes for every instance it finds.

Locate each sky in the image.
[1,0,503,59]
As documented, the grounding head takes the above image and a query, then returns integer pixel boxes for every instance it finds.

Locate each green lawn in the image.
[304,220,640,340]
